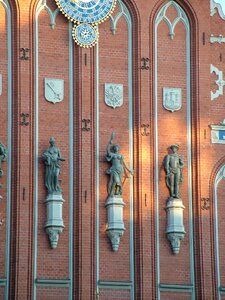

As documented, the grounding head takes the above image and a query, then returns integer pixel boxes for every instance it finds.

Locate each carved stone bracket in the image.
[106,196,125,251]
[211,64,225,100]
[167,232,185,255]
[44,193,65,249]
[166,198,185,255]
[210,34,225,44]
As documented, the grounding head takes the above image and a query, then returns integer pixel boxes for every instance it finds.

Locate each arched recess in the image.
[210,159,225,300]
[0,0,18,299]
[151,1,200,299]
[95,0,141,299]
[32,0,77,299]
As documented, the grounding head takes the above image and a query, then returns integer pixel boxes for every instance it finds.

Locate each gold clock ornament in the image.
[55,0,117,47]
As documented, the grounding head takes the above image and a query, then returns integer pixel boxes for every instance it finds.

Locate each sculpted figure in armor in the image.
[106,132,133,197]
[42,137,65,194]
[164,144,184,199]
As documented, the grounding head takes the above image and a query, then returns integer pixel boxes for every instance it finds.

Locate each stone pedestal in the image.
[166,197,185,254]
[44,193,65,249]
[105,196,125,251]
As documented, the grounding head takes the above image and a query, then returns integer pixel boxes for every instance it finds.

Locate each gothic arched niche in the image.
[153,1,197,299]
[96,0,136,298]
[33,1,74,299]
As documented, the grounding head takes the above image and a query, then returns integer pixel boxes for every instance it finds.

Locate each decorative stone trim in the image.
[211,0,225,20]
[41,0,59,29]
[210,34,225,44]
[211,64,225,100]
[155,1,188,40]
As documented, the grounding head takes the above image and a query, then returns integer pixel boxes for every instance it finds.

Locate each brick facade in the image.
[0,0,224,299]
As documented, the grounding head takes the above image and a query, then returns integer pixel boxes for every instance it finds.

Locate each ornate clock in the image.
[55,0,117,47]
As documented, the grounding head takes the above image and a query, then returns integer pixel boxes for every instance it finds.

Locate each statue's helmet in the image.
[49,137,55,144]
[170,144,179,150]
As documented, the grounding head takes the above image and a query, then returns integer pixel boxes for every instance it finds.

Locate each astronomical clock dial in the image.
[56,0,117,24]
[72,23,99,48]
[55,0,117,47]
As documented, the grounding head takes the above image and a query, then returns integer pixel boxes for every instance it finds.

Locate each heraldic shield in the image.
[163,87,182,112]
[44,78,64,104]
[105,83,124,109]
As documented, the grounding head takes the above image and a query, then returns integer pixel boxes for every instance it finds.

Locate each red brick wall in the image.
[0,3,8,280]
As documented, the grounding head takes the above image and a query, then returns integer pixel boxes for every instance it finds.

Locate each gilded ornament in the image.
[55,0,117,47]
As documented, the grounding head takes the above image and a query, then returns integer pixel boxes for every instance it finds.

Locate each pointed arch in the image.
[151,1,201,299]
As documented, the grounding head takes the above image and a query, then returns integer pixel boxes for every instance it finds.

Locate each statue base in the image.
[44,193,65,249]
[106,196,125,252]
[166,197,185,255]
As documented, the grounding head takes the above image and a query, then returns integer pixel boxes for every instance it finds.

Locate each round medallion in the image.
[72,23,98,47]
[56,0,117,24]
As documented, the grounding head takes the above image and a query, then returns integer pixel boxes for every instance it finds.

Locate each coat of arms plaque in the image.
[44,78,64,104]
[163,88,182,112]
[105,83,123,109]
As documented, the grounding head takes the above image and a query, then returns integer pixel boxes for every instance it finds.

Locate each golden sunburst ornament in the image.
[55,0,117,47]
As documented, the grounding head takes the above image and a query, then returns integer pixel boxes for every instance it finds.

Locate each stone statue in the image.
[164,144,184,199]
[0,143,7,178]
[42,137,65,194]
[106,132,133,197]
